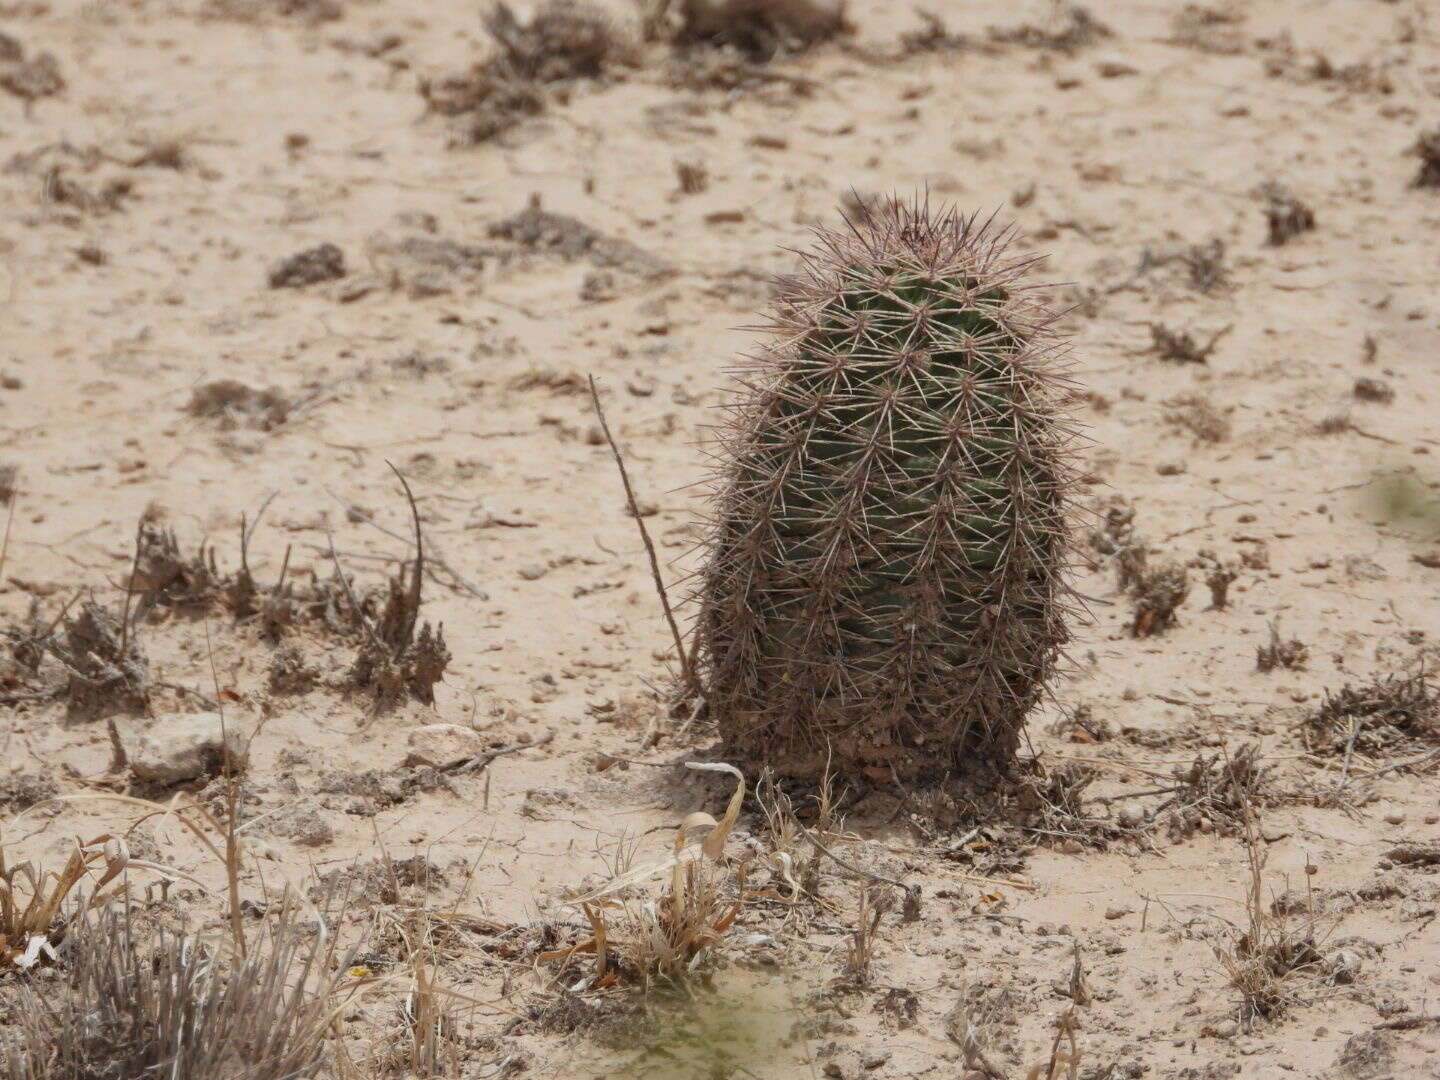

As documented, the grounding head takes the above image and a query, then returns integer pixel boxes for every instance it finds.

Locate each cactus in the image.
[694,197,1081,780]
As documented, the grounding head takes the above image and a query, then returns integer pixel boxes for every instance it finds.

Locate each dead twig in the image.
[588,375,701,701]
[806,828,920,920]
[448,728,556,775]
[322,487,485,598]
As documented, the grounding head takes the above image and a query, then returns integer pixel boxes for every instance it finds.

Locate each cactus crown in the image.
[694,196,1082,780]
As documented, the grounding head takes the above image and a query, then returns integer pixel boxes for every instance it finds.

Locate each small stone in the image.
[1104,905,1133,920]
[518,563,548,580]
[1156,461,1186,475]
[127,712,247,785]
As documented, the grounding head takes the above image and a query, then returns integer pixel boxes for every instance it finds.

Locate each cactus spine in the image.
[695,197,1080,780]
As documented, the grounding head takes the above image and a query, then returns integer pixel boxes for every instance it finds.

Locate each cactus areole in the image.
[695,198,1080,781]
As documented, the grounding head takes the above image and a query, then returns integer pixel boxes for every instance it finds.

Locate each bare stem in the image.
[587,375,700,700]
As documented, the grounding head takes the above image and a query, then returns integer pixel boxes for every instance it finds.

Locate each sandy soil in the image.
[2,1,1440,1077]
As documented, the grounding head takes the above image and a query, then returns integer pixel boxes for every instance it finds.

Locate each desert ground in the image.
[2,0,1440,1077]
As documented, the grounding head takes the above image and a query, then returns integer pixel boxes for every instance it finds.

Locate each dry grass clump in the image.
[0,898,355,1080]
[203,0,341,23]
[49,600,149,719]
[1166,4,1247,55]
[540,764,747,994]
[1214,820,1329,1026]
[130,519,269,620]
[1016,760,1127,849]
[1129,561,1190,637]
[0,836,132,971]
[1164,393,1232,443]
[1256,621,1307,673]
[1162,743,1274,840]
[487,1,625,82]
[650,0,850,61]
[0,35,64,106]
[1260,185,1316,246]
[1149,322,1231,364]
[1300,672,1439,757]
[1195,548,1238,609]
[422,1,624,144]
[988,3,1111,52]
[1089,494,1147,591]
[341,472,451,710]
[187,378,293,430]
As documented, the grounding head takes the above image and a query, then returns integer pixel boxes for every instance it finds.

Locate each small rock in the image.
[1104,905,1133,920]
[127,712,247,785]
[518,563,548,581]
[1156,461,1186,475]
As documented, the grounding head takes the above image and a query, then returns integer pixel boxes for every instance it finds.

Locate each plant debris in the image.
[657,0,850,62]
[1256,621,1307,673]
[0,37,64,105]
[267,243,346,289]
[1149,322,1232,364]
[1410,126,1440,189]
[988,4,1112,53]
[1301,672,1439,757]
[1130,561,1190,637]
[1352,376,1394,404]
[47,601,149,719]
[1261,186,1316,246]
[186,380,292,430]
